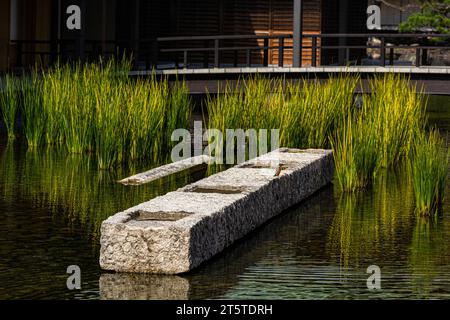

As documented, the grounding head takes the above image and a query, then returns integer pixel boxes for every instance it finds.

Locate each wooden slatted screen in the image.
[269,0,322,66]
[142,0,324,66]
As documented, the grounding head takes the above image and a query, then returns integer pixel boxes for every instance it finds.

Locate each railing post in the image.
[246,49,251,67]
[174,52,179,69]
[17,42,23,68]
[293,0,303,67]
[79,0,86,64]
[416,47,421,67]
[278,36,284,67]
[152,39,159,69]
[311,36,317,67]
[146,55,150,71]
[183,50,188,69]
[422,48,428,66]
[263,38,269,66]
[380,36,385,67]
[50,40,57,66]
[203,40,209,68]
[389,47,394,66]
[214,39,219,68]
[233,50,238,67]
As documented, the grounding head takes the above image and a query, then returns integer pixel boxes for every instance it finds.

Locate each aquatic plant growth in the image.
[410,129,449,216]
[330,113,378,192]
[2,68,448,215]
[206,75,358,154]
[206,74,448,214]
[331,74,427,192]
[0,75,20,141]
[21,73,46,147]
[364,75,427,170]
[13,59,191,169]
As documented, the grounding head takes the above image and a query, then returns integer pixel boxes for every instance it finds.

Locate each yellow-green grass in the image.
[21,71,46,147]
[206,75,359,158]
[0,75,20,141]
[410,129,449,216]
[364,74,427,170]
[17,58,192,169]
[330,112,378,192]
[206,74,447,207]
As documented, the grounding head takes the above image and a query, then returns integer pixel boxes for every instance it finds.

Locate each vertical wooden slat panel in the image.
[142,0,325,67]
[0,0,10,71]
[270,0,322,66]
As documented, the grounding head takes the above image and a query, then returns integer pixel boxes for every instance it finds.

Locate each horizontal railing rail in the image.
[303,33,450,68]
[157,34,292,68]
[2,33,449,71]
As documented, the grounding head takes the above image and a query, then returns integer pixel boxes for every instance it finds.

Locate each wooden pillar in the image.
[293,0,303,67]
[133,0,140,65]
[102,0,107,54]
[338,0,349,65]
[35,0,52,67]
[77,0,86,62]
[0,0,11,71]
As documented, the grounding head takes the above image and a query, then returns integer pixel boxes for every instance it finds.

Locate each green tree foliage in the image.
[399,0,450,34]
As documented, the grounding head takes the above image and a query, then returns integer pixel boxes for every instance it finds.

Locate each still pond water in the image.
[1,96,450,300]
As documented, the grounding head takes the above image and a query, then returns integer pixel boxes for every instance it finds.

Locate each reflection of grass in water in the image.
[0,144,17,201]
[427,96,450,131]
[327,167,415,272]
[409,216,450,298]
[0,144,193,241]
[206,163,232,177]
[327,193,354,275]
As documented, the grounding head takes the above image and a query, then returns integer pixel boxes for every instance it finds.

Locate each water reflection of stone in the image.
[100,274,191,300]
[99,186,337,300]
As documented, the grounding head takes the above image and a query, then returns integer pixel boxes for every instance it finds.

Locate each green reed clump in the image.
[94,79,126,169]
[331,74,430,192]
[410,129,449,216]
[283,75,358,148]
[166,80,192,148]
[206,76,286,159]
[21,72,46,147]
[42,67,63,145]
[364,74,427,170]
[126,76,168,163]
[206,75,359,158]
[330,113,378,192]
[13,58,192,169]
[0,75,20,140]
[61,63,95,153]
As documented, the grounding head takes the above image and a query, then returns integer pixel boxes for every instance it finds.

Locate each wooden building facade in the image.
[0,0,369,71]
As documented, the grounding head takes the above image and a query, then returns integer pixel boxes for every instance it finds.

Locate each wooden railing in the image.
[157,33,450,68]
[2,33,450,71]
[306,33,450,67]
[156,34,293,68]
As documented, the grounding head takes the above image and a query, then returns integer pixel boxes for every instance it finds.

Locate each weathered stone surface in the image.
[100,148,334,274]
[119,155,210,185]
